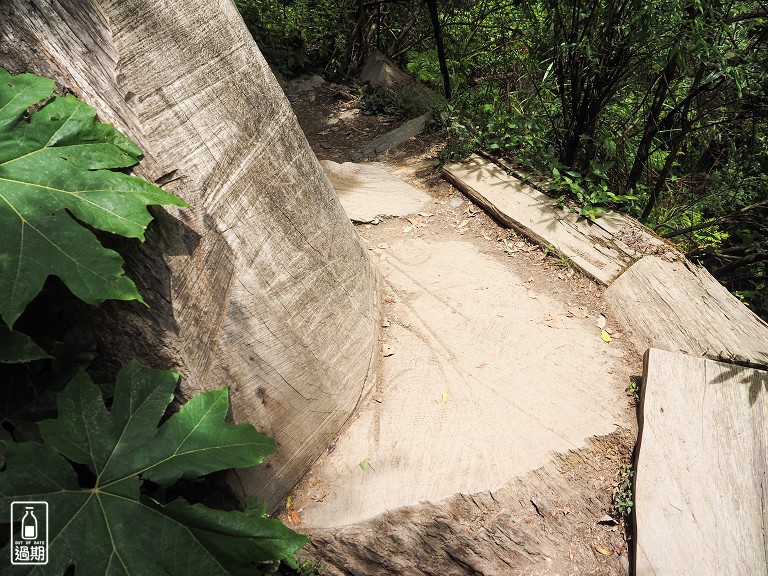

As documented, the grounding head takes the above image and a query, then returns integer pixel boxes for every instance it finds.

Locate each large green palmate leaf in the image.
[0,325,50,364]
[0,67,187,328]
[0,361,307,575]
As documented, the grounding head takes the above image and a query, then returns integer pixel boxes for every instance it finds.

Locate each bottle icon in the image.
[21,507,37,540]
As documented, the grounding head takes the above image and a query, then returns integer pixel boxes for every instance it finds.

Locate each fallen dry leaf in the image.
[600,330,612,343]
[594,545,613,556]
[359,459,370,470]
[290,510,301,525]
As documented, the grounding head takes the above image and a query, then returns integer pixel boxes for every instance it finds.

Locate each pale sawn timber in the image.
[606,256,768,367]
[442,154,668,285]
[635,349,768,575]
[321,160,431,222]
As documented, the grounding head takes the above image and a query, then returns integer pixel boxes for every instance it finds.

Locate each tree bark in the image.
[426,0,451,100]
[626,58,677,204]
[712,253,768,279]
[0,0,380,510]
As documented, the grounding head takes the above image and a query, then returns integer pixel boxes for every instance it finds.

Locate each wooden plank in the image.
[354,113,430,160]
[493,156,670,260]
[606,255,768,368]
[635,349,768,575]
[442,155,665,285]
[321,160,431,222]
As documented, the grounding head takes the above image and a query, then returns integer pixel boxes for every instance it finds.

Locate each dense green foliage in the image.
[238,0,768,318]
[0,68,186,329]
[0,68,307,574]
[1,362,306,575]
[236,0,349,76]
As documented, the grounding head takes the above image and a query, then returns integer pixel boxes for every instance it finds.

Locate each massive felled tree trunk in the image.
[0,0,379,509]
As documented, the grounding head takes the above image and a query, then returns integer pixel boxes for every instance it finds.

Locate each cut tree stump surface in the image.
[443,155,667,285]
[606,256,768,367]
[635,349,768,575]
[358,48,440,108]
[322,160,431,223]
[293,237,628,530]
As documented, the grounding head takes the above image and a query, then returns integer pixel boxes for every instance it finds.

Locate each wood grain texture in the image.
[635,349,768,575]
[301,432,633,576]
[442,155,667,285]
[0,0,380,508]
[606,256,768,367]
[296,238,628,528]
[321,160,431,222]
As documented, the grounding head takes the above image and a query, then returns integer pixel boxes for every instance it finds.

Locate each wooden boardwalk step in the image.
[635,349,768,575]
[442,155,666,285]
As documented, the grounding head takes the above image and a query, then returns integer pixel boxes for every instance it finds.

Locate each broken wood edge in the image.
[630,348,654,573]
[607,256,768,371]
[441,163,621,286]
[355,112,432,160]
[297,428,636,575]
[444,155,682,283]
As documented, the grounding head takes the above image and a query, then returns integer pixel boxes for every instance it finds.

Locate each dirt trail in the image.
[283,74,640,576]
